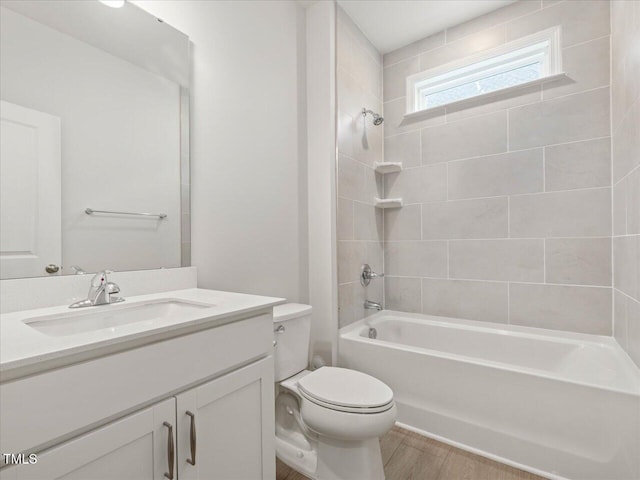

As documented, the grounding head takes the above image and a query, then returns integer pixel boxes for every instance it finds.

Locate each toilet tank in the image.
[273,303,313,382]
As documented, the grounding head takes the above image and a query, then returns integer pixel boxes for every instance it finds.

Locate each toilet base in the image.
[277,435,385,480]
[316,437,385,480]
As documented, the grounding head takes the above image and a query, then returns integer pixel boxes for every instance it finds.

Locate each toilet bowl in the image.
[273,304,397,480]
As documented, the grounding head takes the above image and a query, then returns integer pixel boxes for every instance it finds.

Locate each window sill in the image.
[402,72,567,125]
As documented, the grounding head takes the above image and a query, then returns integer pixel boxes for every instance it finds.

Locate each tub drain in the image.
[368,327,377,339]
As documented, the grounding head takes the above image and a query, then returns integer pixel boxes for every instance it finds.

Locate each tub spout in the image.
[364,300,382,311]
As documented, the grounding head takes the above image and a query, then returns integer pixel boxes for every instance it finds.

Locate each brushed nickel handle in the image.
[186,411,197,466]
[45,264,59,274]
[163,421,175,479]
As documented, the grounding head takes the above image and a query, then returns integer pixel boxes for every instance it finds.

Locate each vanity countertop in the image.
[0,288,284,380]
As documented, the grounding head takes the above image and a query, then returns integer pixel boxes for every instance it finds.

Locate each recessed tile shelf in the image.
[374,162,403,174]
[375,198,403,209]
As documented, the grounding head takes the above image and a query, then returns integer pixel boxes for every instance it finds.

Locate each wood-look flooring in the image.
[276,426,547,480]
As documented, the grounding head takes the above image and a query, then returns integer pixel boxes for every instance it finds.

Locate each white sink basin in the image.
[23,299,215,337]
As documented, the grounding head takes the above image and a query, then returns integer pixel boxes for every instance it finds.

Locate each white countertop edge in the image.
[1,288,285,378]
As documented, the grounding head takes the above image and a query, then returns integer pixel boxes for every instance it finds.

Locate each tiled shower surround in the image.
[380,0,614,335]
[337,0,633,338]
[612,1,640,366]
[336,7,384,327]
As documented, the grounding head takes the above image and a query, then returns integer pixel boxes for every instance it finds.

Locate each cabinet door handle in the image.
[163,421,175,479]
[186,411,197,465]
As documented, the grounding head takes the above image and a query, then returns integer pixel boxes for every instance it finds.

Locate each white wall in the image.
[306,1,338,365]
[0,7,181,275]
[133,0,308,303]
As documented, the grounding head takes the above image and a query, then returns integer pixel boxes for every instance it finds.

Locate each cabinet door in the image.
[11,398,176,480]
[176,357,275,480]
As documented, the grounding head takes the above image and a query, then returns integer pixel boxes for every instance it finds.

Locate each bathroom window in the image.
[406,27,563,114]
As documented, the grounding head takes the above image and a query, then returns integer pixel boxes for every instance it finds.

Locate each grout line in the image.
[382,275,613,289]
[384,136,610,167]
[563,33,612,51]
[382,236,611,242]
[612,160,640,188]
[388,185,611,210]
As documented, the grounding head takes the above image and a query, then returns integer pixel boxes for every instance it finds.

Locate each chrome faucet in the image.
[69,270,124,308]
[364,300,382,311]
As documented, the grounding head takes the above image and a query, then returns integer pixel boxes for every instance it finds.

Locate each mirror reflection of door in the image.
[0,100,61,279]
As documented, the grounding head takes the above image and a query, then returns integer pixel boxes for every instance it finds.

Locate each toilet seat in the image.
[297,367,394,414]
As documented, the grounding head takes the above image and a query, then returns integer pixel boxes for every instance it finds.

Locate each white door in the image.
[176,357,276,480]
[8,398,176,480]
[0,100,61,279]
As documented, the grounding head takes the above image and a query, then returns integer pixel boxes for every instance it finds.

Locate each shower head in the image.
[362,108,384,126]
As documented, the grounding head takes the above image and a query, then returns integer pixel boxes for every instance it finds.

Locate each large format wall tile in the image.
[385,276,422,313]
[627,297,640,366]
[384,131,421,167]
[449,239,544,282]
[446,0,542,43]
[612,100,640,182]
[614,289,628,350]
[447,149,543,200]
[545,237,612,286]
[421,111,507,164]
[384,241,448,278]
[509,188,611,238]
[509,87,610,150]
[614,235,639,300]
[544,138,611,191]
[337,197,354,240]
[419,26,506,71]
[627,167,640,234]
[611,0,639,366]
[506,0,610,47]
[384,164,447,204]
[354,202,383,241]
[383,31,445,67]
[422,279,508,323]
[543,36,610,100]
[422,198,508,239]
[383,56,420,101]
[383,97,445,137]
[509,283,612,335]
[384,205,422,241]
[337,241,383,285]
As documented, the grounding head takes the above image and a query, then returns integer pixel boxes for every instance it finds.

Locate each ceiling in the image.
[337,0,516,54]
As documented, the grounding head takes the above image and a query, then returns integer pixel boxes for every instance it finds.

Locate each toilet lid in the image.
[297,367,393,410]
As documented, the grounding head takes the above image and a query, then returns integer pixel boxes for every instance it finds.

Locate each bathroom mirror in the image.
[0,0,190,279]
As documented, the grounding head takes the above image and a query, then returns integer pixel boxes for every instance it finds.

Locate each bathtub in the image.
[339,311,640,480]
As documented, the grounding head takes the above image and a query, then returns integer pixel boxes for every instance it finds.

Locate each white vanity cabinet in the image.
[0,308,278,480]
[176,357,275,480]
[3,358,274,480]
[6,398,177,480]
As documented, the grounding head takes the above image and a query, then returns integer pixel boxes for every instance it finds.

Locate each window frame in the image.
[405,26,564,117]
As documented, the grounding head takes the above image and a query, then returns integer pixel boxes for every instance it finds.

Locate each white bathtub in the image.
[339,311,640,480]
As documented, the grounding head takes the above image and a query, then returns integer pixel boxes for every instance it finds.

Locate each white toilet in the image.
[273,303,397,480]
